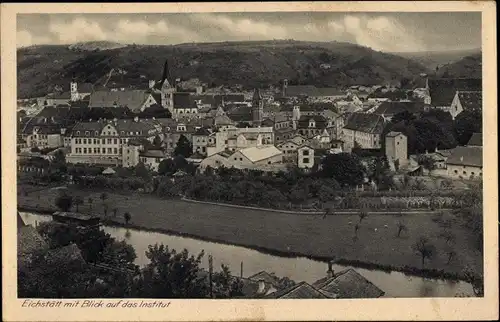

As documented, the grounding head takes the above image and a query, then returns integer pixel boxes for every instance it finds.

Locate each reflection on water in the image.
[19,212,474,298]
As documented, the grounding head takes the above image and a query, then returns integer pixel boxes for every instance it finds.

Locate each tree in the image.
[358,210,368,223]
[417,155,437,172]
[100,192,108,205]
[174,135,193,158]
[74,195,84,212]
[152,135,163,147]
[158,158,176,176]
[134,162,152,181]
[397,221,408,237]
[454,110,482,146]
[124,212,131,225]
[55,192,73,212]
[439,230,456,245]
[354,223,360,237]
[320,153,365,187]
[412,237,436,268]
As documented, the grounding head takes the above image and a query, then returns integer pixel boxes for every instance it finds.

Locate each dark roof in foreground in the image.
[344,113,385,134]
[446,146,482,167]
[312,268,385,299]
[457,91,482,110]
[45,243,86,265]
[373,101,426,116]
[265,281,328,299]
[467,133,482,147]
[428,78,482,107]
[18,225,48,256]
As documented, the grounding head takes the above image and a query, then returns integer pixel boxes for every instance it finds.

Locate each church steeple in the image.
[251,88,264,127]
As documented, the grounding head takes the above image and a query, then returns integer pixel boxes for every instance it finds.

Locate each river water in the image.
[19,212,474,298]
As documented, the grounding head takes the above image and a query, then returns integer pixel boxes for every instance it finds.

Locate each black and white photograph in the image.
[2,2,498,321]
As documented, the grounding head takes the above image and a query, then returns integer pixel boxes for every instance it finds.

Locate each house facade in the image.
[445,146,482,180]
[66,118,163,165]
[342,113,385,151]
[297,145,315,169]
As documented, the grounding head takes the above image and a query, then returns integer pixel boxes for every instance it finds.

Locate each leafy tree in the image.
[412,236,436,268]
[320,153,365,187]
[174,135,193,158]
[397,221,408,237]
[152,135,163,147]
[55,192,73,212]
[124,212,131,225]
[454,110,482,146]
[417,155,437,172]
[134,162,152,181]
[358,210,368,223]
[73,195,84,212]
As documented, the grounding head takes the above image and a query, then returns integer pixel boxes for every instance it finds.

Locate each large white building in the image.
[200,145,284,172]
[342,113,385,151]
[66,118,163,165]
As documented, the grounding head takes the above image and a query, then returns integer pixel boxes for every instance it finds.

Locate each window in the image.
[83,138,87,144]
[95,131,99,136]
[114,139,118,144]
[303,158,310,163]
[121,131,124,135]
[102,139,105,145]
[463,171,467,175]
[114,148,118,154]
[240,158,243,161]
[454,170,458,174]
[268,161,271,164]
[102,149,106,155]
[107,139,112,144]
[471,172,475,175]
[302,150,309,156]
[76,131,80,135]
[85,131,89,136]
[83,148,87,154]
[397,142,400,145]
[108,148,112,154]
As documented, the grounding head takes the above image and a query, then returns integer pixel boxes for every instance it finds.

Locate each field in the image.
[17,184,482,278]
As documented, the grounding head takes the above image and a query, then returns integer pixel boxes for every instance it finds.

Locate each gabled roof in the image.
[237,145,282,163]
[446,146,482,167]
[428,78,482,107]
[71,119,161,137]
[284,85,319,97]
[140,149,166,158]
[373,101,426,116]
[386,131,405,138]
[248,271,281,287]
[457,91,482,110]
[265,282,328,299]
[45,243,85,265]
[77,82,94,93]
[172,92,197,109]
[344,113,385,134]
[18,225,48,257]
[312,268,385,298]
[89,90,155,112]
[297,115,330,129]
[467,133,482,147]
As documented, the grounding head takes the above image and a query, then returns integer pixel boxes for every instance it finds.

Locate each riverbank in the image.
[17,184,483,281]
[180,197,454,215]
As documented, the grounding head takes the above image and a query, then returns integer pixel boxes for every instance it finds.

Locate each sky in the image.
[17,12,481,52]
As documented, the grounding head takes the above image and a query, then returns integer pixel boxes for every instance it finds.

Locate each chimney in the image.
[134,116,139,122]
[257,279,266,294]
[327,260,334,278]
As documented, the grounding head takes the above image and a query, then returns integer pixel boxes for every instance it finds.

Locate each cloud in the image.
[49,17,107,44]
[328,21,345,34]
[192,14,289,40]
[116,19,169,36]
[16,30,52,48]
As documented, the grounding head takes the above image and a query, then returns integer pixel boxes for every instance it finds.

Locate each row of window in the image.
[74,147,121,155]
[75,130,145,136]
[74,138,133,145]
[453,170,482,176]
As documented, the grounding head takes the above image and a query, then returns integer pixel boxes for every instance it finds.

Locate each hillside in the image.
[394,48,481,70]
[436,53,482,78]
[17,40,430,99]
[68,41,128,52]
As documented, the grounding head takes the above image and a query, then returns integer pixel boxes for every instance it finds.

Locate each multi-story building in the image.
[342,113,385,151]
[66,117,163,165]
[385,131,408,165]
[206,126,274,156]
[192,127,213,157]
[297,145,315,169]
[200,145,284,172]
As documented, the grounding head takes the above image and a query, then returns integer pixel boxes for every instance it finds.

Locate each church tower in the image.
[251,88,264,127]
[160,59,175,111]
[70,79,78,101]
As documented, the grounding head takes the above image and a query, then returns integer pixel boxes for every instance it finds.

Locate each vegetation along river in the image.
[20,212,474,298]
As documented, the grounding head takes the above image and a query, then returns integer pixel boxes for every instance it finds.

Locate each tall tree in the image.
[412,237,436,268]
[454,110,482,146]
[320,153,365,187]
[174,135,193,158]
[55,192,73,212]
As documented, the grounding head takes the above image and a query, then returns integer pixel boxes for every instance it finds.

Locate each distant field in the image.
[17,184,482,278]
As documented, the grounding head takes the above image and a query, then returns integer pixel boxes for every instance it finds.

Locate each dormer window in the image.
[85,131,89,136]
[76,131,80,135]
[309,120,316,128]
[121,131,124,135]
[95,131,99,136]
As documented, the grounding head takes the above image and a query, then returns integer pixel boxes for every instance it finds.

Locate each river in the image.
[19,212,474,298]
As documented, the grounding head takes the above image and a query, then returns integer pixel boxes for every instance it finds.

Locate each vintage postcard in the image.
[2,1,498,321]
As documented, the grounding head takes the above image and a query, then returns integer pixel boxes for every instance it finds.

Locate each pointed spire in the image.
[252,88,262,101]
[161,59,171,86]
